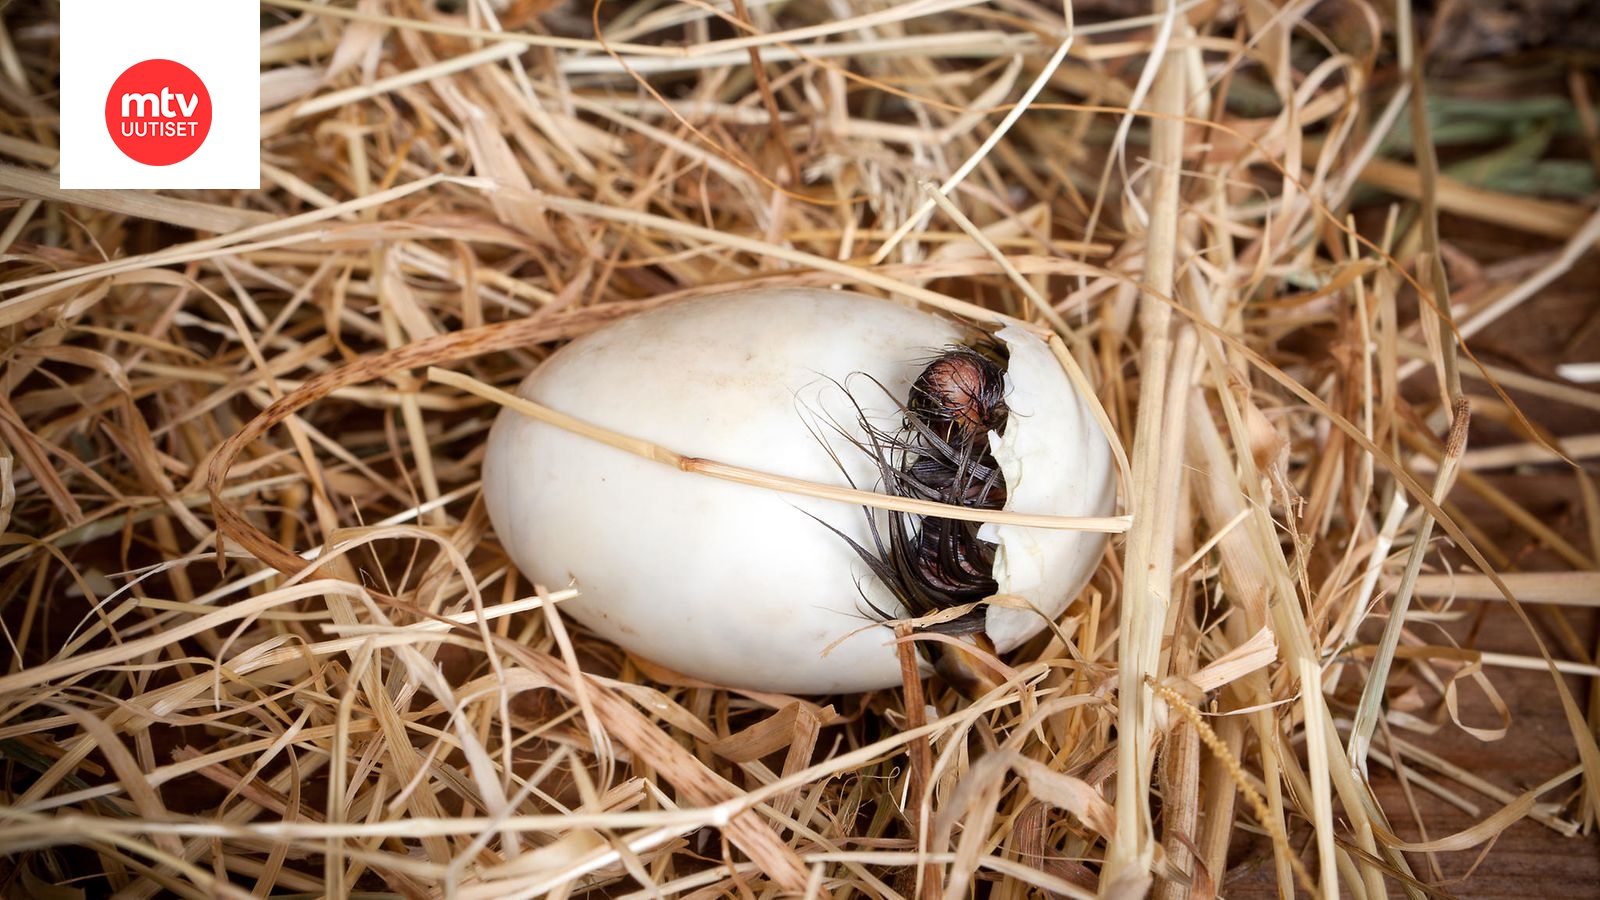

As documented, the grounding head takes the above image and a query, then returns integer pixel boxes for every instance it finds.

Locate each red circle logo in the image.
[104,59,212,166]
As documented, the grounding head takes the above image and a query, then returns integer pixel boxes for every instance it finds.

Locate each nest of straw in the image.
[3,0,1600,896]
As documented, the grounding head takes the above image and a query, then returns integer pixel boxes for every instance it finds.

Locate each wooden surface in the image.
[1226,607,1600,897]
[1228,212,1600,897]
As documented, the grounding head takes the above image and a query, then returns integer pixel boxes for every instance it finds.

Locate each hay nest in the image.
[2,1,1598,897]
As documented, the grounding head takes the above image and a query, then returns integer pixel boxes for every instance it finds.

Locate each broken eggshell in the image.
[482,288,1114,694]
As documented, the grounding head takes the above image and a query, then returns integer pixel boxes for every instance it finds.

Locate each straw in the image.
[3,0,1598,895]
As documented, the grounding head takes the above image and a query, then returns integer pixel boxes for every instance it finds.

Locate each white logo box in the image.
[60,0,259,189]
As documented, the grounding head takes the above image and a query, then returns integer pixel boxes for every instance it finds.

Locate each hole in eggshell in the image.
[819,337,1013,652]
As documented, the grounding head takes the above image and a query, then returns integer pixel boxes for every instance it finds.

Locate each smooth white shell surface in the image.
[483,288,1113,693]
[984,323,1116,650]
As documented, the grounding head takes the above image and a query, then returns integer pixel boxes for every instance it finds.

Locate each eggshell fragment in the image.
[483,288,1112,693]
[983,322,1116,650]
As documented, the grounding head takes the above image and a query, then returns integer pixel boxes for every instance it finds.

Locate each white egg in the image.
[483,288,1114,693]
